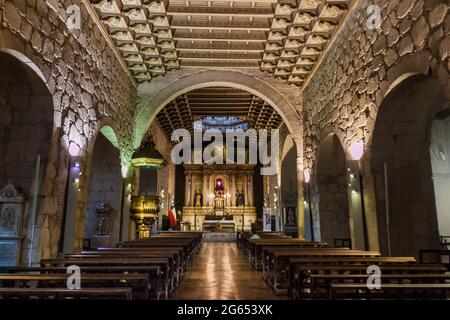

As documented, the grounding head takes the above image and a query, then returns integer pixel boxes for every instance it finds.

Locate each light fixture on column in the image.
[349,140,364,161]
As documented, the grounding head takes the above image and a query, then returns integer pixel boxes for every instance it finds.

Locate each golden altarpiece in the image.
[182,163,256,231]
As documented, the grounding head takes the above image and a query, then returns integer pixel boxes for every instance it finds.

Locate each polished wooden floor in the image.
[171,242,282,300]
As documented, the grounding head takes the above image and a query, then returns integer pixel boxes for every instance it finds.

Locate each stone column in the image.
[241,173,248,207]
[361,157,380,252]
[190,173,196,206]
[249,173,254,207]
[184,174,189,207]
[202,173,207,207]
[296,157,305,239]
[231,173,236,207]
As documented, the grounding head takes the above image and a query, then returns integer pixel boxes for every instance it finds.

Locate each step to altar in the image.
[202,232,237,242]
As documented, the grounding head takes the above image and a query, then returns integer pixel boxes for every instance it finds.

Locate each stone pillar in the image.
[120,177,132,242]
[190,173,194,206]
[202,173,207,206]
[361,157,380,252]
[296,157,305,239]
[184,174,189,207]
[243,174,247,207]
[249,174,254,206]
[231,173,236,207]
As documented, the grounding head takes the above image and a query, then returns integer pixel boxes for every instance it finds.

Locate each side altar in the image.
[181,163,256,231]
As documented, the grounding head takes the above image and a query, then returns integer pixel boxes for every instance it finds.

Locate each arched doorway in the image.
[84,127,123,248]
[371,74,447,257]
[151,85,292,233]
[313,134,350,246]
[0,50,53,265]
[281,136,303,237]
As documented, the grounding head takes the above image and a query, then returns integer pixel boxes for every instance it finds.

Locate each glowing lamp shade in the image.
[349,141,364,160]
[304,169,311,183]
[68,142,81,157]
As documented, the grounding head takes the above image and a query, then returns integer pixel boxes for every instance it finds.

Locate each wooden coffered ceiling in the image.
[90,0,353,86]
[156,87,283,139]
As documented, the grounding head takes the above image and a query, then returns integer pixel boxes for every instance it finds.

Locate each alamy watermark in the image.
[66,265,81,290]
[66,5,81,30]
[367,5,382,30]
[171,124,279,176]
[366,265,381,289]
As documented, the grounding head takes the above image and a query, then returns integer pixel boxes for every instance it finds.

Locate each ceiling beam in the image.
[179,52,261,60]
[173,32,267,42]
[168,7,274,17]
[171,21,271,31]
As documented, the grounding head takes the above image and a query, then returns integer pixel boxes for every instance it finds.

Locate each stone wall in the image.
[0,0,136,260]
[303,0,450,166]
[302,0,450,253]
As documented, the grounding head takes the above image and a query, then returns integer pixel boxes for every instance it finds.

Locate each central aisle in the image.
[171,242,281,300]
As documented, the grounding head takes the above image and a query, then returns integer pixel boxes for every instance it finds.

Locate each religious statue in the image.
[0,207,15,230]
[97,216,108,235]
[236,190,245,207]
[194,190,203,207]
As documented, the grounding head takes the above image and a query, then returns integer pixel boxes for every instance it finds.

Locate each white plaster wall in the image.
[430,119,450,237]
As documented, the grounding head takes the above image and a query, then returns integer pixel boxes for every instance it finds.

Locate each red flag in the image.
[168,203,177,228]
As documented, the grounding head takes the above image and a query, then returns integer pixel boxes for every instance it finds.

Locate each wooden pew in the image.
[0,287,133,300]
[40,257,171,300]
[0,273,150,300]
[329,283,450,300]
[117,238,199,266]
[419,249,450,270]
[304,273,450,300]
[5,265,162,300]
[66,250,181,288]
[78,248,185,281]
[245,239,328,269]
[288,258,424,300]
[266,250,381,293]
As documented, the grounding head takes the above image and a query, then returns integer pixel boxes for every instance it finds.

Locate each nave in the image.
[171,242,280,300]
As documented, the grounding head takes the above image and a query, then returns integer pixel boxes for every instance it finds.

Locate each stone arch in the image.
[312,133,350,246]
[73,121,123,250]
[370,73,448,257]
[0,48,59,263]
[281,134,295,163]
[135,69,303,150]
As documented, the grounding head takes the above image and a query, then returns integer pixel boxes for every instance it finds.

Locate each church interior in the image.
[0,0,450,303]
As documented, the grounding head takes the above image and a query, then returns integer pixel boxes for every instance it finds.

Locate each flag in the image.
[168,202,177,228]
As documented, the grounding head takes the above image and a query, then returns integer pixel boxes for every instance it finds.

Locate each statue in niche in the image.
[236,190,245,207]
[95,202,111,236]
[194,190,203,207]
[286,207,296,225]
[97,216,108,235]
[0,207,16,230]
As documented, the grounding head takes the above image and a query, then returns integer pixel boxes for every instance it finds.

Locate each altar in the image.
[181,163,257,231]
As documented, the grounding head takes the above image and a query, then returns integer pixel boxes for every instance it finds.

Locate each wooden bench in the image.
[300,273,450,300]
[0,287,133,300]
[329,283,450,300]
[40,257,171,300]
[288,259,430,300]
[66,251,181,288]
[419,249,450,270]
[4,266,162,300]
[266,250,382,293]
[245,239,328,269]
[0,273,150,300]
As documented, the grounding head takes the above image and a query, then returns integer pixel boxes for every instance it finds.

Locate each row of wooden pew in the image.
[238,232,450,300]
[0,232,203,300]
